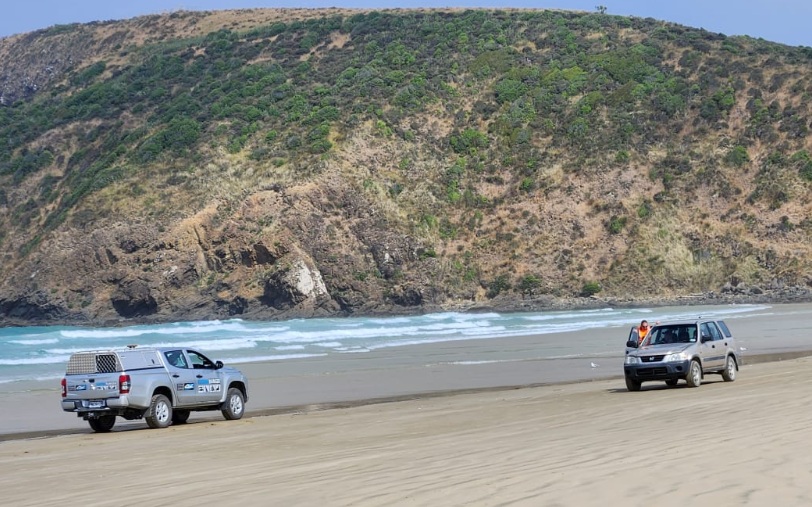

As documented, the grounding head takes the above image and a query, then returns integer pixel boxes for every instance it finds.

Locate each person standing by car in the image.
[637,320,651,345]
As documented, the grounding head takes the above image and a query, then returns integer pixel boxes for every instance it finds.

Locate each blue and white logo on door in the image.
[197,378,221,393]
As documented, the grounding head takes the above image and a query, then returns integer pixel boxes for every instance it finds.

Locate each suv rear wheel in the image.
[721,356,737,382]
[686,360,702,388]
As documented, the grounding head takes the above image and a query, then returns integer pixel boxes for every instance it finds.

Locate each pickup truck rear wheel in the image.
[686,360,702,388]
[145,394,173,429]
[88,415,116,433]
[625,376,642,392]
[172,409,190,425]
[222,388,245,420]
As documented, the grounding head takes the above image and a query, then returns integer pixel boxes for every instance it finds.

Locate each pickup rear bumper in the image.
[62,396,132,413]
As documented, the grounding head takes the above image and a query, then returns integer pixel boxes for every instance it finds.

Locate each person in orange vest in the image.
[637,320,651,345]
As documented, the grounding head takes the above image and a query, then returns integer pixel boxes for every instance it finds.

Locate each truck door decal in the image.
[197,378,221,393]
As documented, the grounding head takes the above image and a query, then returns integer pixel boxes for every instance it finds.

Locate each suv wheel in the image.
[686,360,702,388]
[625,376,642,392]
[145,394,173,429]
[721,356,737,382]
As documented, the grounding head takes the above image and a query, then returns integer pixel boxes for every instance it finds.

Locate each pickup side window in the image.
[188,350,215,370]
[164,350,188,369]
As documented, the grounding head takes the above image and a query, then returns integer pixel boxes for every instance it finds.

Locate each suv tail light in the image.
[61,378,67,398]
[119,374,131,394]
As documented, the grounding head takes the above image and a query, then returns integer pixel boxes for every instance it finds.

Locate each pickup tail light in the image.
[119,374,131,394]
[61,378,67,398]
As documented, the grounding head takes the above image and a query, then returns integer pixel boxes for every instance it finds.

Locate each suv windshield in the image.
[643,325,697,346]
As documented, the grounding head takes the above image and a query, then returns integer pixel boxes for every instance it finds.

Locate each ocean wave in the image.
[313,342,343,348]
[0,355,71,366]
[225,353,328,364]
[45,338,258,355]
[58,319,265,339]
[274,345,305,351]
[9,338,59,345]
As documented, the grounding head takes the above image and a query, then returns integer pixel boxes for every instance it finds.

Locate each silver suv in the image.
[623,319,740,391]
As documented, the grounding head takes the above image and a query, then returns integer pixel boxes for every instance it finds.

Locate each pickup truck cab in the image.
[61,346,249,432]
[623,319,740,391]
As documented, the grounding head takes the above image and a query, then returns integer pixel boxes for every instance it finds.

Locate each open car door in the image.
[626,326,639,354]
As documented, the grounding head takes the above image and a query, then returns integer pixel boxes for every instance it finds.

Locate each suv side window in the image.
[699,323,712,342]
[717,320,732,338]
[707,322,723,341]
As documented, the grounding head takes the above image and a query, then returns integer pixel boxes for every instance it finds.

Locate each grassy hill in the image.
[0,8,811,324]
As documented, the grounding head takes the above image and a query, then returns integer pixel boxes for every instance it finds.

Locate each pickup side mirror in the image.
[626,340,638,348]
[215,360,224,369]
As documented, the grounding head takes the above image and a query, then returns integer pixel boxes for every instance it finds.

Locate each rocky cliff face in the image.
[1,9,811,325]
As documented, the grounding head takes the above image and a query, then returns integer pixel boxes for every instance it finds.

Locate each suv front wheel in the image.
[686,360,702,388]
[625,376,642,392]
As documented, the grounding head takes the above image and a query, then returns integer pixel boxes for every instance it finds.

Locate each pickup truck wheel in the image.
[145,394,173,429]
[88,415,116,433]
[222,388,245,420]
[721,356,737,382]
[625,376,642,392]
[172,409,190,425]
[686,360,702,388]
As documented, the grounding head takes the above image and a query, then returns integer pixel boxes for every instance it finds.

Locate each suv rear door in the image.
[699,321,725,370]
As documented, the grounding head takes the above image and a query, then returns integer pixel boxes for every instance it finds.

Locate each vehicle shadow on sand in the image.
[606,379,728,394]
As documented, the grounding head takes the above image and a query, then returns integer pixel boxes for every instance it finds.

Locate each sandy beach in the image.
[0,357,811,506]
[1,304,812,505]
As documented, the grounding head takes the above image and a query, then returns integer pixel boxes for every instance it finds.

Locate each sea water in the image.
[0,303,777,385]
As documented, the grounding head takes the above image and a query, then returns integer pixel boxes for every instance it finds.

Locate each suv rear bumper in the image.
[624,360,691,381]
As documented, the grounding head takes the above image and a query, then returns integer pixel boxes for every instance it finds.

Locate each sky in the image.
[0,1,810,47]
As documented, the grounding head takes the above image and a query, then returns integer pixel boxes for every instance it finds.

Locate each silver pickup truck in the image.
[61,346,249,432]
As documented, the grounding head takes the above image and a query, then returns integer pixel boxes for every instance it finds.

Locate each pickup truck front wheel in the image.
[145,394,173,429]
[222,388,245,420]
[88,415,116,433]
